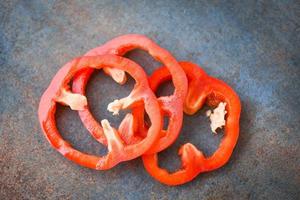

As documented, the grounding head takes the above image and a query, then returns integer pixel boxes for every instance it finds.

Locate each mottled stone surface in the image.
[1,0,299,199]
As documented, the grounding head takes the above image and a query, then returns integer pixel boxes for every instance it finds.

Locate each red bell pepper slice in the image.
[38,55,162,170]
[142,61,241,185]
[72,34,188,153]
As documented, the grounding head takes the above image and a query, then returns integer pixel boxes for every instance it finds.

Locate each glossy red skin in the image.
[142,61,241,186]
[72,34,188,153]
[38,55,162,170]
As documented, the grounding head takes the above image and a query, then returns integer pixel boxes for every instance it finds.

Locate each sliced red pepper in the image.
[38,55,162,170]
[142,61,241,185]
[72,34,188,153]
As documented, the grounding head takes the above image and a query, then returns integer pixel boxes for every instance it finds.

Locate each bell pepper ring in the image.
[72,34,188,153]
[142,61,241,186]
[38,54,162,170]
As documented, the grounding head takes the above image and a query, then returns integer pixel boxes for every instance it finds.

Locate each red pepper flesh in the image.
[38,55,162,170]
[72,34,188,154]
[142,61,241,185]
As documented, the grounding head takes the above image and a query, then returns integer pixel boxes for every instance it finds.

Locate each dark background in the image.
[1,0,299,199]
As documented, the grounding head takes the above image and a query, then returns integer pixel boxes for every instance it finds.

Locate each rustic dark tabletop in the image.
[1,0,299,199]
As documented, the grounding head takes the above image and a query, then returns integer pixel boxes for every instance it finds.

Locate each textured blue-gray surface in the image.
[1,0,300,199]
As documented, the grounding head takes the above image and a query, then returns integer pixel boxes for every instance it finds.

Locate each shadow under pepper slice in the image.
[142,61,241,186]
[38,55,162,170]
[72,34,188,154]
